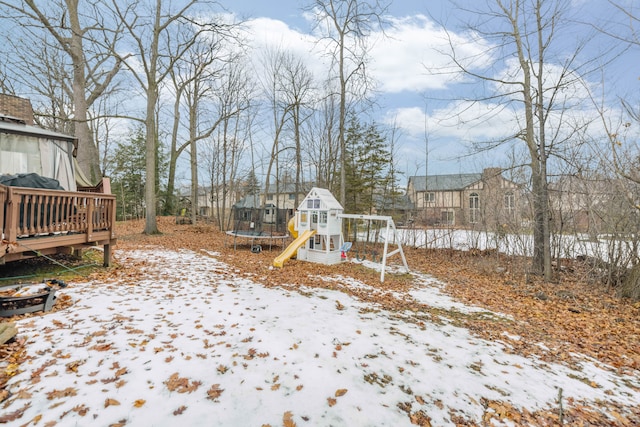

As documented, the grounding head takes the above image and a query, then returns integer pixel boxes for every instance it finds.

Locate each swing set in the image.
[338,214,409,282]
[344,218,378,261]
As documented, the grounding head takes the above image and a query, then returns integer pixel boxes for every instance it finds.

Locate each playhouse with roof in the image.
[273,187,344,267]
[272,187,409,282]
[295,187,344,265]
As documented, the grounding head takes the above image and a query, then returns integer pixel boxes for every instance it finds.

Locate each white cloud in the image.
[240,14,493,97]
[369,15,494,94]
[388,100,519,143]
[244,17,313,52]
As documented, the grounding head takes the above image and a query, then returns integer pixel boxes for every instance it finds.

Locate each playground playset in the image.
[272,187,409,282]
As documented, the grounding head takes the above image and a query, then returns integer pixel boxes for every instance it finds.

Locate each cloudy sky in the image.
[216,0,637,180]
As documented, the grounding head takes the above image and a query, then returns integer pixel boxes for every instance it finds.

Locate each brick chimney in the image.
[482,168,503,181]
[0,93,35,125]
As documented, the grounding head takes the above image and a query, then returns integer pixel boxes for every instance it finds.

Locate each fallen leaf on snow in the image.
[0,403,31,423]
[105,398,121,408]
[46,387,77,400]
[164,373,202,393]
[283,411,297,427]
[207,384,224,401]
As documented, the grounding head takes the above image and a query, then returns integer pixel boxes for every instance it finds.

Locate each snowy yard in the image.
[2,245,639,426]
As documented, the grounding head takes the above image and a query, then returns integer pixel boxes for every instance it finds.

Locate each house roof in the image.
[409,173,482,192]
[264,183,311,194]
[0,115,77,143]
[233,194,261,209]
[298,187,343,211]
[374,193,414,211]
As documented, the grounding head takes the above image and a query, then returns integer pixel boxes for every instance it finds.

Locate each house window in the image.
[307,199,313,208]
[289,193,295,200]
[311,211,318,224]
[469,193,480,223]
[314,199,321,209]
[300,211,308,225]
[505,192,515,214]
[441,210,454,225]
[425,192,435,203]
[319,211,327,225]
[267,194,273,201]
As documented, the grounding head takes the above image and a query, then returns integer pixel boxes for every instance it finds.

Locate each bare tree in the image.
[305,0,389,207]
[2,40,74,132]
[165,25,236,222]
[441,0,600,280]
[109,0,215,234]
[281,52,315,208]
[603,0,639,186]
[0,0,124,182]
[258,47,315,209]
[586,2,640,298]
[203,60,254,230]
[258,47,294,208]
[303,89,340,189]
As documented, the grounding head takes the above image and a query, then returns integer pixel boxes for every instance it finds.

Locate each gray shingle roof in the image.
[233,194,261,209]
[409,173,482,192]
[264,183,311,194]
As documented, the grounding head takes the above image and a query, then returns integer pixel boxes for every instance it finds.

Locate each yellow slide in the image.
[273,229,316,268]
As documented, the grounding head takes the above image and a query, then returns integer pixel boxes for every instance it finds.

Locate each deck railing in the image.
[1,184,116,266]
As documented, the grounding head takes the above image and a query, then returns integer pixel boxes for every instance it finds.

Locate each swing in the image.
[369,222,381,262]
[355,219,367,262]
[338,212,410,282]
[366,221,382,263]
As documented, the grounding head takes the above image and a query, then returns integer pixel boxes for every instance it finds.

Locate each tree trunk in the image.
[67,0,100,183]
[143,12,160,235]
[144,90,159,235]
[338,34,347,208]
[512,1,552,280]
[190,95,198,225]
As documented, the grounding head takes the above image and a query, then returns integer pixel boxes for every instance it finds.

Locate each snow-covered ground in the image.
[3,247,639,426]
[385,227,633,262]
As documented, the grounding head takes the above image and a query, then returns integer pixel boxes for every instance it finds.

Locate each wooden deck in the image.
[1,183,116,266]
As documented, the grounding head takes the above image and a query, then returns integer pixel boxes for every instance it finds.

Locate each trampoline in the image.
[226,195,291,252]
[225,230,289,252]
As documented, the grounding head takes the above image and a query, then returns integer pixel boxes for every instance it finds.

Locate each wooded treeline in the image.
[0,0,401,229]
[0,0,638,291]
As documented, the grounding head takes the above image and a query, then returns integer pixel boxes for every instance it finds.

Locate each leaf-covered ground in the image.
[115,218,640,375]
[1,217,639,426]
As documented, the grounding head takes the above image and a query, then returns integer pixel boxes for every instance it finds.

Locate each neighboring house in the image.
[178,184,243,218]
[373,192,414,225]
[407,168,520,228]
[262,183,312,214]
[185,183,311,218]
[548,175,639,234]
